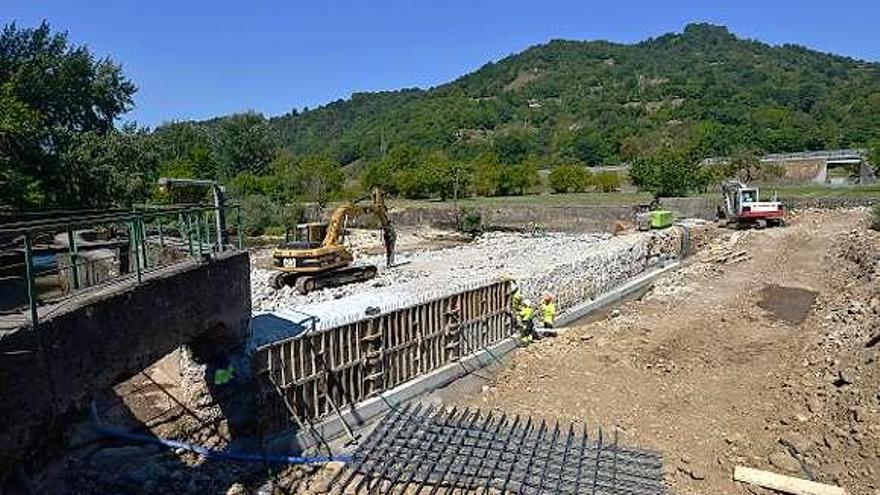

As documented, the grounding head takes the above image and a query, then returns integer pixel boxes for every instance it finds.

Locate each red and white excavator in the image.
[718,180,785,228]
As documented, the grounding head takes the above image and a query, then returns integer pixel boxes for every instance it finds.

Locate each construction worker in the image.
[511,282,524,313]
[518,299,539,343]
[382,225,396,268]
[540,293,557,329]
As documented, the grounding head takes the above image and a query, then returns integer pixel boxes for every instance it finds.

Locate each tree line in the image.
[3,21,880,233]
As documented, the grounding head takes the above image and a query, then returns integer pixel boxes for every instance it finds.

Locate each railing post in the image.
[236,204,243,250]
[139,216,148,271]
[23,231,39,329]
[184,213,194,257]
[130,221,142,283]
[157,216,164,248]
[195,212,204,256]
[66,225,79,291]
[212,186,228,251]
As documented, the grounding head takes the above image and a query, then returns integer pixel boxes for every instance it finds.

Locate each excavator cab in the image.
[271,189,394,294]
[279,222,327,250]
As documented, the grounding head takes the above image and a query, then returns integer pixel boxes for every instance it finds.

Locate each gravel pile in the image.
[250,228,689,342]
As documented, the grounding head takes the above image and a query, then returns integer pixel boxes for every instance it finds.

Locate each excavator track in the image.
[276,265,379,295]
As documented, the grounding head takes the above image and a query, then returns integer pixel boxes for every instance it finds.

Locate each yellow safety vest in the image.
[512,289,523,309]
[541,301,556,324]
[519,305,535,321]
[214,366,235,386]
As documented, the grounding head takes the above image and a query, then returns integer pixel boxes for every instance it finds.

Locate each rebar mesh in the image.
[331,404,668,494]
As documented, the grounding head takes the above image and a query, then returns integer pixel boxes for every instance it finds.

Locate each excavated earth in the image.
[446,208,880,495]
[40,209,880,495]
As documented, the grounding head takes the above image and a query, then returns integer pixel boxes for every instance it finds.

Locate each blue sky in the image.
[4,1,878,127]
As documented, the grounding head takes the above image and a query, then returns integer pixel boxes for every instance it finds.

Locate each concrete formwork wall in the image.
[253,280,512,436]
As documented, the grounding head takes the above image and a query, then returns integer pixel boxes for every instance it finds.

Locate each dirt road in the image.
[455,209,880,495]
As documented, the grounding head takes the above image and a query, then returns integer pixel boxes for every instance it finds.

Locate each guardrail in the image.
[253,279,513,436]
[760,149,866,162]
[0,204,243,329]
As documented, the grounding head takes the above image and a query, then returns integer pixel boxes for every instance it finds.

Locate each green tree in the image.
[499,157,541,196]
[294,155,344,208]
[213,112,277,178]
[630,146,706,197]
[61,125,159,207]
[361,144,421,194]
[228,172,270,198]
[561,129,612,166]
[722,148,764,182]
[153,122,218,179]
[472,152,503,196]
[0,21,136,207]
[0,83,43,206]
[492,128,536,164]
[548,164,591,193]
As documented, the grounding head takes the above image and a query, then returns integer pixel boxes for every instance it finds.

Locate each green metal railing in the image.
[0,204,243,329]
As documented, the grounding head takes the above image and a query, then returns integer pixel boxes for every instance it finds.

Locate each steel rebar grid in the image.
[331,406,667,495]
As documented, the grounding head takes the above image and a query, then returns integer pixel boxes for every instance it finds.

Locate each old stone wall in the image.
[0,251,251,477]
[389,204,635,233]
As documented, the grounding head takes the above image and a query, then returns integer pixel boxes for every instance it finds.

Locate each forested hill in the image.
[263,23,880,166]
[4,21,879,210]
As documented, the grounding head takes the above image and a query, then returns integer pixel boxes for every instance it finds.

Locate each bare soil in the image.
[451,208,880,495]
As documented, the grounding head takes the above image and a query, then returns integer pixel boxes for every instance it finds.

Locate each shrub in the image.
[592,171,621,192]
[548,164,591,193]
[457,208,483,236]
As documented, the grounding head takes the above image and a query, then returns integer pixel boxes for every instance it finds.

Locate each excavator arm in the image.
[321,188,395,267]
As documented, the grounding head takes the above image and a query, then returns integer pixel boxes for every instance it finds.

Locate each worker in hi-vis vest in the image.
[540,293,556,329]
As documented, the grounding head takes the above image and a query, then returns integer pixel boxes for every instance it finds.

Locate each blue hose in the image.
[89,404,351,465]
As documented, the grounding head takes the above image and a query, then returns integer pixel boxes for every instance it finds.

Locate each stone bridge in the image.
[0,206,250,478]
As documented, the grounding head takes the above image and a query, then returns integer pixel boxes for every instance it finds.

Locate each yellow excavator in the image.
[271,188,395,294]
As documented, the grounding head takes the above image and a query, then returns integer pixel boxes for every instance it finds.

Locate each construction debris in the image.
[733,466,846,495]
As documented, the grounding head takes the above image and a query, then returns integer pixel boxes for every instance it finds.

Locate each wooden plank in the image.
[733,466,846,495]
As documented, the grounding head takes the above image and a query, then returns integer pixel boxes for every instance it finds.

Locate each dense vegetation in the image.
[179,23,880,202]
[266,23,880,164]
[2,21,879,222]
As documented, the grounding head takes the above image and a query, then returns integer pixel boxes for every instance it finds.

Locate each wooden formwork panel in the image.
[254,280,513,436]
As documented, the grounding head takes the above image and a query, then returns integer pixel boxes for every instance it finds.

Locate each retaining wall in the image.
[519,227,695,315]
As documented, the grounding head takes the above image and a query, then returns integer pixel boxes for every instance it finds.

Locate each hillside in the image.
[264,23,880,166]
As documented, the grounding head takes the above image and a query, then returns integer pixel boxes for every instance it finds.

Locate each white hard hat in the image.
[523,299,533,306]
